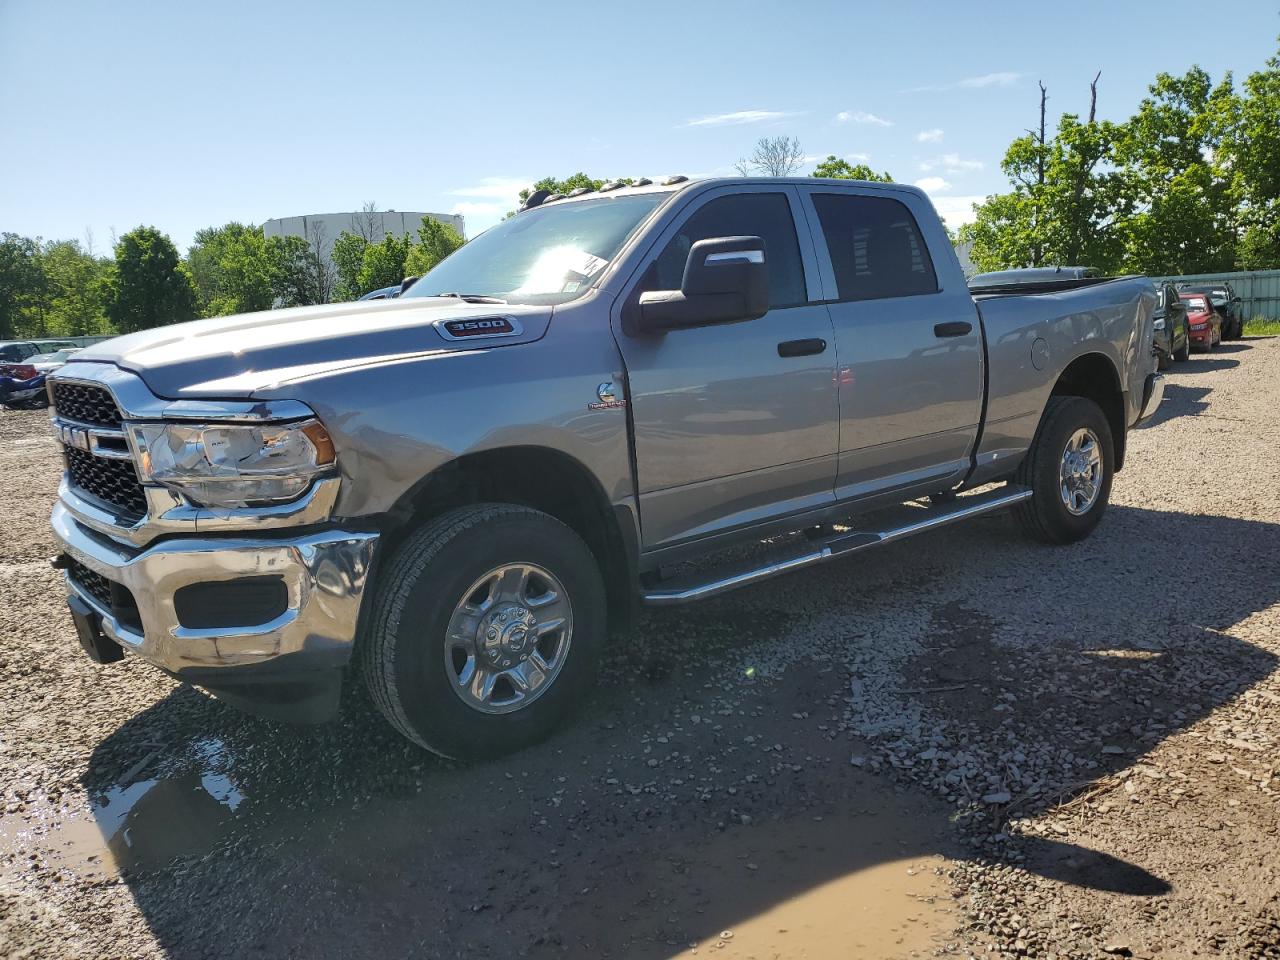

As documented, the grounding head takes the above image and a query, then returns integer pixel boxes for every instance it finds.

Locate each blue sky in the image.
[2,0,1277,252]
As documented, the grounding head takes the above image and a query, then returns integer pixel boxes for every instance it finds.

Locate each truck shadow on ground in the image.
[79,504,1278,958]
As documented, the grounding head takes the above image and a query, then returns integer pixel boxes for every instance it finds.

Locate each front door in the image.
[611,187,839,551]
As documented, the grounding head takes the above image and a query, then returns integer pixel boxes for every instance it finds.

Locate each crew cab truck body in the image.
[48,177,1162,758]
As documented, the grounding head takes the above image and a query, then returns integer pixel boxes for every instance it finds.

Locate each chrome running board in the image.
[640,485,1032,606]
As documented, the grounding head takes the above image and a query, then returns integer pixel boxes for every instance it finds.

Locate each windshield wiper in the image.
[432,292,508,304]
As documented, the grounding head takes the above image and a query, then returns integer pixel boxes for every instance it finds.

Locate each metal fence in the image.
[1150,269,1280,321]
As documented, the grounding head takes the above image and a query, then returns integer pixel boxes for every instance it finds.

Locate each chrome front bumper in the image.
[52,500,378,698]
[1136,372,1165,424]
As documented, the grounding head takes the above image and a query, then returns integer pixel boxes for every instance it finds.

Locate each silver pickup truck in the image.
[48,177,1162,758]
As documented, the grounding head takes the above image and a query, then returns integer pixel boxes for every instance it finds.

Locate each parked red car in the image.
[1179,293,1221,352]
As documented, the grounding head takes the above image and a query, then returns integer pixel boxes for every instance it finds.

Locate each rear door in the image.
[799,186,984,502]
[611,186,839,552]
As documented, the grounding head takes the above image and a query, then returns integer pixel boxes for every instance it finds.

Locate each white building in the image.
[262,210,466,272]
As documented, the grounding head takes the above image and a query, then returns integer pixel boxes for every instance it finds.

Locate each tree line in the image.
[0,207,463,341]
[960,44,1280,276]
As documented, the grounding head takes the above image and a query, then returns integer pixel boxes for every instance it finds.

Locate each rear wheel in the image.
[1013,396,1114,545]
[1173,337,1189,362]
[1157,349,1171,371]
[362,503,606,759]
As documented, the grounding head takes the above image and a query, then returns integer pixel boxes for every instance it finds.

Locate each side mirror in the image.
[632,236,770,334]
[399,276,420,295]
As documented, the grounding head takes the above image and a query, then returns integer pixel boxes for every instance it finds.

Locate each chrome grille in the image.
[64,444,147,519]
[51,381,123,428]
[52,379,148,521]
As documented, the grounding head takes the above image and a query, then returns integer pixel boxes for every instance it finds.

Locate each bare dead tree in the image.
[1023,81,1049,265]
[305,219,336,303]
[737,136,805,177]
[349,201,382,243]
[83,226,96,257]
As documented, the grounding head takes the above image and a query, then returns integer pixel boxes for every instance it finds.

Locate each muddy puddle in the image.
[1,738,244,880]
[529,784,957,959]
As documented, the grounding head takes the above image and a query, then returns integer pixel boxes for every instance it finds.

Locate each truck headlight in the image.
[129,420,336,508]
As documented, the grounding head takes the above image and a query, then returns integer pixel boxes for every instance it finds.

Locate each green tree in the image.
[0,233,45,339]
[404,216,464,276]
[331,231,368,300]
[961,75,1128,274]
[1112,67,1237,275]
[810,156,894,182]
[1220,40,1280,269]
[104,226,196,333]
[38,240,111,335]
[266,235,321,307]
[355,233,413,294]
[187,222,277,316]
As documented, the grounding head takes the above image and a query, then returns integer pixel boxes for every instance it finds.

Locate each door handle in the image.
[777,338,827,358]
[933,321,973,338]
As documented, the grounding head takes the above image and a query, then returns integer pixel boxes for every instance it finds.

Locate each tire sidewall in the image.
[379,512,605,759]
[1030,398,1114,543]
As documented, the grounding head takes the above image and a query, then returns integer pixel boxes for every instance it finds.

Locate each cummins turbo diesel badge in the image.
[588,381,626,410]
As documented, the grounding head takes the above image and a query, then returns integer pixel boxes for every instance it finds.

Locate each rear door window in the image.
[810,193,938,301]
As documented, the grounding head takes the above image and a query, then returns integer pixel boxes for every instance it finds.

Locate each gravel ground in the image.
[2,338,1278,959]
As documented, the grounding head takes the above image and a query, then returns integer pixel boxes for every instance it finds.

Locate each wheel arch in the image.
[1048,351,1127,471]
[382,446,639,634]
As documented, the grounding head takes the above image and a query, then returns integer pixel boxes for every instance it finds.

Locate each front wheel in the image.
[1173,337,1189,362]
[1013,396,1114,545]
[362,503,606,759]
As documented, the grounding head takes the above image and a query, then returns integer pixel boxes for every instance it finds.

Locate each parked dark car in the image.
[357,285,400,301]
[1153,281,1189,369]
[0,341,41,363]
[1180,292,1221,352]
[1177,282,1243,340]
[969,265,1100,287]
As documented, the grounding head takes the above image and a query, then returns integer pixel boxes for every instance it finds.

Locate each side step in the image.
[640,485,1032,606]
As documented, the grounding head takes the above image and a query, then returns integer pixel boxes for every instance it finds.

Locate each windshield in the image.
[403,194,667,306]
[1184,296,1208,311]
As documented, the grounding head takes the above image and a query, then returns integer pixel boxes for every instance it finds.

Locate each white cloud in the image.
[903,72,1021,93]
[844,152,872,164]
[918,153,985,173]
[916,128,944,143]
[448,177,532,200]
[914,176,952,193]
[927,194,985,229]
[835,110,892,126]
[683,110,793,127]
[959,71,1021,88]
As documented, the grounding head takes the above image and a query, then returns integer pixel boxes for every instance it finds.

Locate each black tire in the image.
[1157,349,1171,371]
[362,503,606,759]
[1012,396,1114,545]
[1173,337,1189,362]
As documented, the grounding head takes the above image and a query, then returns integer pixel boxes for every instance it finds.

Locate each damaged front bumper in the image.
[52,500,379,722]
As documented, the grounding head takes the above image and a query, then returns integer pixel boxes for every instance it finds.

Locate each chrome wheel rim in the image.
[444,562,573,715]
[1059,427,1102,516]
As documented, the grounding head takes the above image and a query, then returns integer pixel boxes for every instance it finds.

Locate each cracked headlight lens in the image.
[129,419,335,508]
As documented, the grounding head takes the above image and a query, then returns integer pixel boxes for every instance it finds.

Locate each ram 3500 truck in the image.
[48,177,1162,759]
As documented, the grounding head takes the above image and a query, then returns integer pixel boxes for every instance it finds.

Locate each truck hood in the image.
[75,298,553,399]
